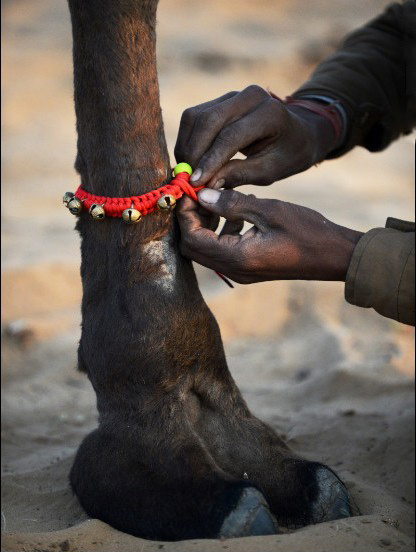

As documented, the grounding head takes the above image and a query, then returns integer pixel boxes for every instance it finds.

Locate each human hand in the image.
[178,188,363,284]
[174,85,338,190]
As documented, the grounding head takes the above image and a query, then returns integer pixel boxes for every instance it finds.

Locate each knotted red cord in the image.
[75,172,203,217]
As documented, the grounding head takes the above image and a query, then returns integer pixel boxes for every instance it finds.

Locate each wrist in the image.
[287,104,339,164]
[320,225,363,282]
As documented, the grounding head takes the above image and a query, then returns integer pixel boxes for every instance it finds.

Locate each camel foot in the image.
[219,487,279,538]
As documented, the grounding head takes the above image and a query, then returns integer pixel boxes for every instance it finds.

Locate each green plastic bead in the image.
[173,162,193,177]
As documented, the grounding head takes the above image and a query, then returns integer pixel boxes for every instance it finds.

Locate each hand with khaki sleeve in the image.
[178,188,363,284]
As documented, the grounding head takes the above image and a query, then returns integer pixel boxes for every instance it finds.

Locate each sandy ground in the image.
[1,0,415,551]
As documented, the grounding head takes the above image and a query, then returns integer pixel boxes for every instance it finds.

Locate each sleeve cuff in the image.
[345,227,415,326]
[292,94,348,152]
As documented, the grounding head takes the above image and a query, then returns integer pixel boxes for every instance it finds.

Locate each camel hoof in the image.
[311,465,352,522]
[219,487,279,538]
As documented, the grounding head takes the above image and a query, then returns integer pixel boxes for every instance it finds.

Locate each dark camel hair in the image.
[67,0,352,541]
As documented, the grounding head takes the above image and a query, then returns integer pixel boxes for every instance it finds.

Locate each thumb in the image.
[197,188,265,229]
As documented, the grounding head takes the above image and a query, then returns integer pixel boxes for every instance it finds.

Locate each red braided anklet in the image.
[63,163,234,288]
[63,165,202,221]
[74,173,202,217]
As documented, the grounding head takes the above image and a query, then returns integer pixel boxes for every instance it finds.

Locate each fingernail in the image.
[190,168,202,183]
[198,189,221,204]
[214,178,225,189]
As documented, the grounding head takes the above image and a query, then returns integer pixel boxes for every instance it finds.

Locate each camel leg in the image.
[66,0,351,539]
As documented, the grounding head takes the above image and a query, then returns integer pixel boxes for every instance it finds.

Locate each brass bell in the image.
[157,194,176,212]
[122,206,142,224]
[67,197,83,215]
[89,203,105,220]
[63,191,74,207]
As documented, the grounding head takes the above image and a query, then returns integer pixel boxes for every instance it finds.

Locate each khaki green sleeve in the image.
[345,219,415,326]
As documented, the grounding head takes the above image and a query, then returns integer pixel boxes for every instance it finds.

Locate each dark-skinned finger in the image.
[197,189,268,231]
[190,99,277,187]
[197,205,221,231]
[219,218,245,237]
[174,91,238,164]
[176,195,219,232]
[180,228,242,277]
[177,195,205,232]
[204,157,275,190]
[178,195,240,251]
[182,85,270,172]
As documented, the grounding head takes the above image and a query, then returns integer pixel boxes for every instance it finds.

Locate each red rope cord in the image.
[75,172,203,217]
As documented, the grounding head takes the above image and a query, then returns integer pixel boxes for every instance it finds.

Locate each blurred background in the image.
[2,1,415,551]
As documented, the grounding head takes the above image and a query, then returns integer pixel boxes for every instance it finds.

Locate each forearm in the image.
[293,1,415,157]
